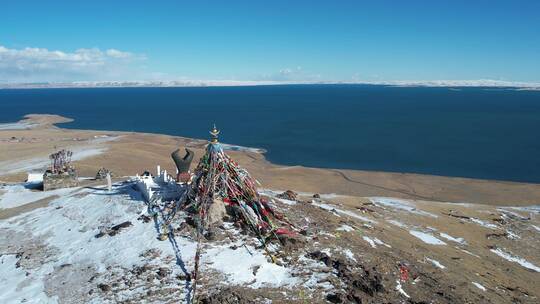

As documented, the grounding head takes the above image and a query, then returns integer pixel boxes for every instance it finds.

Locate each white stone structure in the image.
[134,165,186,202]
[26,172,44,184]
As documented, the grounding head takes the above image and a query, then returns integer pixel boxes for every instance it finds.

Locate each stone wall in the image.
[43,172,79,191]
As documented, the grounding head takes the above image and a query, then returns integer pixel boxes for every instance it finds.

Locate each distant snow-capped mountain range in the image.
[1,79,539,89]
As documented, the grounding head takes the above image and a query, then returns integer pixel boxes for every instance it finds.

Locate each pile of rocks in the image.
[277,190,298,201]
[43,169,78,191]
[95,167,114,180]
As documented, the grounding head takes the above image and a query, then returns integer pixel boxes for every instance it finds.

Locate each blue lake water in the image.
[1,85,539,183]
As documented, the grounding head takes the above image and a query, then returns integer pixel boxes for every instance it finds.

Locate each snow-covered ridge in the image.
[0,181,301,303]
[2,79,540,89]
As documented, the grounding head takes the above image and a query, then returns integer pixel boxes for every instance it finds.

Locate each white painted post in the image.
[106,172,112,191]
[157,165,161,176]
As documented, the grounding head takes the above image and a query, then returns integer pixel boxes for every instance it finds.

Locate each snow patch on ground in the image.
[204,244,298,289]
[336,224,354,232]
[0,121,37,130]
[395,280,410,298]
[409,230,447,245]
[312,201,377,224]
[373,237,391,248]
[497,208,529,220]
[276,198,296,206]
[1,184,175,271]
[363,236,377,248]
[439,232,466,245]
[319,231,336,239]
[0,136,119,175]
[472,282,486,291]
[1,181,313,302]
[369,197,438,218]
[0,254,53,303]
[470,218,498,230]
[359,235,391,249]
[298,255,335,291]
[490,248,540,272]
[506,230,520,240]
[71,147,109,162]
[342,248,357,262]
[0,183,79,209]
[426,257,446,269]
[460,249,480,258]
[506,205,540,214]
[0,182,193,303]
[387,219,407,228]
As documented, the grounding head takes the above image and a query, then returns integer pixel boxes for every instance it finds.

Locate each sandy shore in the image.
[1,114,539,206]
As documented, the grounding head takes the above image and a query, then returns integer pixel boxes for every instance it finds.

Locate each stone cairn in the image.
[43,149,79,191]
[164,125,297,301]
[95,167,114,180]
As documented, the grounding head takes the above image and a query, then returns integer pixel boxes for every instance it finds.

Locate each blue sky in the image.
[1,1,539,83]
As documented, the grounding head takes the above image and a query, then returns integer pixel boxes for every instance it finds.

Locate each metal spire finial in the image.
[209,124,220,143]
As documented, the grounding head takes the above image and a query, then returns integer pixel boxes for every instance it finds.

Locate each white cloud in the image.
[105,49,133,59]
[258,66,322,82]
[0,45,146,82]
[279,66,302,76]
